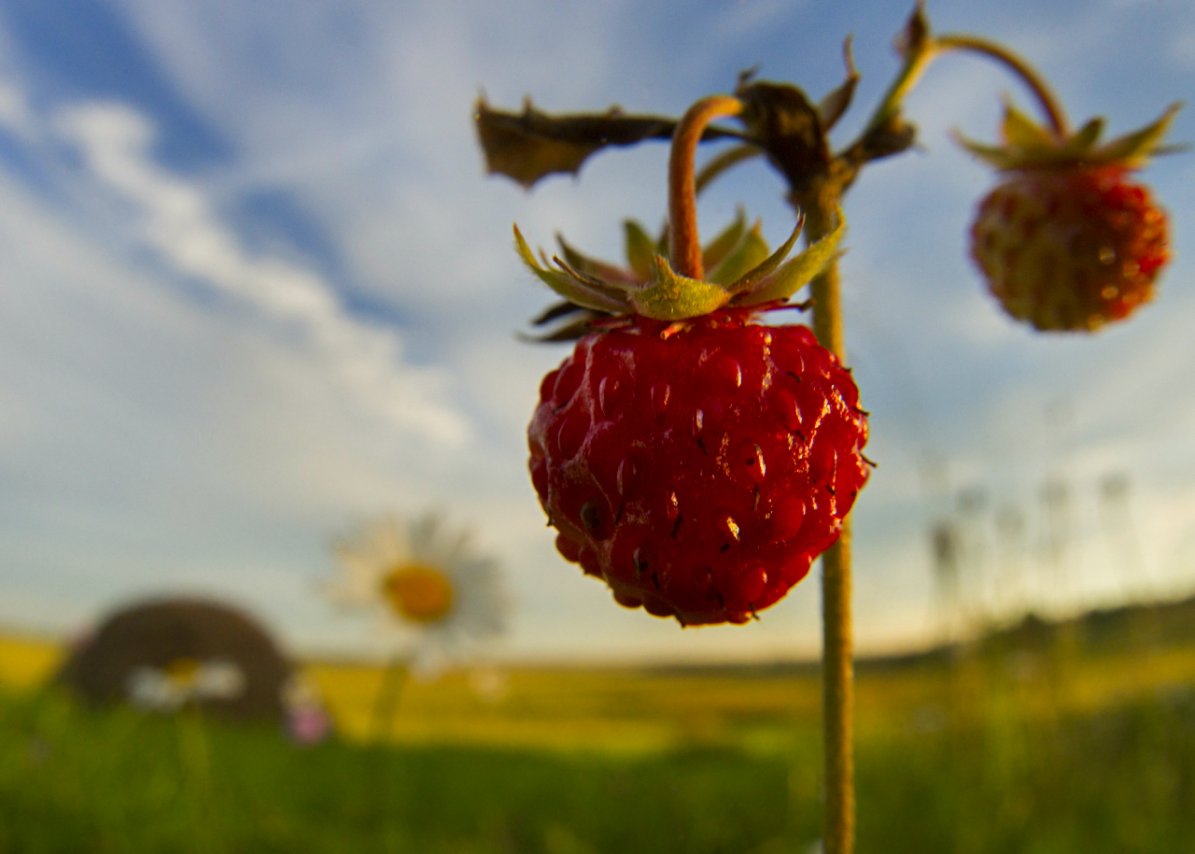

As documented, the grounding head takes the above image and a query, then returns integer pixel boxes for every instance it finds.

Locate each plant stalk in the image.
[370,653,410,744]
[805,193,854,854]
[863,24,1070,143]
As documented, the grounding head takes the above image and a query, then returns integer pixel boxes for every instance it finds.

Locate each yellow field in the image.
[0,633,62,690]
[304,659,819,752]
[7,626,1195,754]
[0,633,808,751]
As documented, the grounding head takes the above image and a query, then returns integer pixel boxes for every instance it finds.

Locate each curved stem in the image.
[860,34,937,141]
[934,33,1070,136]
[861,28,1070,145]
[668,95,743,279]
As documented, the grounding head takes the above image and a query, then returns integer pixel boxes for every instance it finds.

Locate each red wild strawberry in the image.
[961,102,1178,331]
[516,207,869,625]
[529,308,868,625]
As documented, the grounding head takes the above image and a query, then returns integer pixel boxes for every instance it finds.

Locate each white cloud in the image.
[107,0,673,318]
[52,100,468,445]
[0,77,33,137]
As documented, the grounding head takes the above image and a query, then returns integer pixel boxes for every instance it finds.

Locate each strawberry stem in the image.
[804,198,856,854]
[933,33,1070,137]
[668,96,744,279]
[862,6,1070,144]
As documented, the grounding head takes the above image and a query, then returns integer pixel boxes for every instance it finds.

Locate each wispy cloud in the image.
[0,77,33,137]
[52,100,469,444]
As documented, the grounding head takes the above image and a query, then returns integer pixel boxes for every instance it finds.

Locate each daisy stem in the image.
[371,653,410,744]
[668,95,744,279]
[804,191,854,854]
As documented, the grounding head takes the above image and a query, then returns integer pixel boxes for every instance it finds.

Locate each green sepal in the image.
[725,217,805,297]
[513,225,627,314]
[1064,117,1105,156]
[706,222,770,286]
[623,220,658,280]
[736,210,846,306]
[1001,101,1057,151]
[957,100,1182,171]
[700,208,749,273]
[1095,102,1182,168]
[557,235,639,284]
[628,256,736,320]
[953,132,1015,168]
[517,207,846,324]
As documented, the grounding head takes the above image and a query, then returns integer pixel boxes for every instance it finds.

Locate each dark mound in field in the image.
[56,596,297,722]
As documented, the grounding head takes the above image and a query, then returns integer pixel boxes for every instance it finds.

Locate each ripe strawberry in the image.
[529,308,868,625]
[517,213,869,625]
[961,102,1178,332]
[971,166,1168,330]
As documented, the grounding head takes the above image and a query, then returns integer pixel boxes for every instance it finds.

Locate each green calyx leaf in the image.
[956,100,1183,171]
[700,208,750,273]
[724,216,805,298]
[707,222,770,286]
[557,235,639,285]
[515,207,847,323]
[629,256,737,320]
[622,220,659,281]
[999,100,1058,151]
[736,210,845,305]
[513,225,628,314]
[1096,102,1183,168]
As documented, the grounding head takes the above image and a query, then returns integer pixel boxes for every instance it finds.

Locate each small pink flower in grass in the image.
[282,675,333,745]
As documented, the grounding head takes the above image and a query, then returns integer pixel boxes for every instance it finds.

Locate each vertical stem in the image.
[805,193,854,854]
[668,95,743,279]
[368,653,412,842]
[371,653,410,744]
[821,527,854,854]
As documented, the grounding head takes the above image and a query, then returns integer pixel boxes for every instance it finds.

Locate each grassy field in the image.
[3,601,1195,852]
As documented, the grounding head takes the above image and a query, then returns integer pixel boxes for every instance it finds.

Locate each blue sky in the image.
[2,0,1194,664]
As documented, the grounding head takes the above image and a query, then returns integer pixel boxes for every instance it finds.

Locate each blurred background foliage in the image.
[4,594,1195,852]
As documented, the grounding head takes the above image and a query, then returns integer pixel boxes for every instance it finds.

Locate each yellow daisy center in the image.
[164,658,201,688]
[380,562,456,624]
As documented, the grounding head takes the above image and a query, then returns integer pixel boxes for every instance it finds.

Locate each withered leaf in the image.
[817,38,860,131]
[736,80,832,197]
[523,300,610,342]
[475,96,741,189]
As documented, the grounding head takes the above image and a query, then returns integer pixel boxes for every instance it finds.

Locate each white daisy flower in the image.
[326,513,507,669]
[126,658,246,712]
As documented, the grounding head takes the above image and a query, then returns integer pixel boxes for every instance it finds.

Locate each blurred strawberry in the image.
[962,102,1178,331]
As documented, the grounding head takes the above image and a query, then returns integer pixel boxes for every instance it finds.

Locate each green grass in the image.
[856,676,1195,853]
[4,603,1195,852]
[0,687,806,853]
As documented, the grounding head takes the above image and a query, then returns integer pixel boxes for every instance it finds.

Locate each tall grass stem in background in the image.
[371,654,411,744]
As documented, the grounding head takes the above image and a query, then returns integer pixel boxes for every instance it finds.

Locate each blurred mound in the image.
[56,596,300,723]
